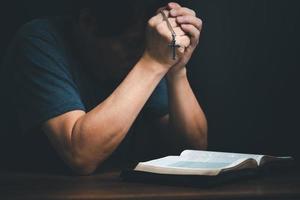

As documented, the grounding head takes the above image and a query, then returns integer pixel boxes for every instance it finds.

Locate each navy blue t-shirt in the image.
[0,17,168,172]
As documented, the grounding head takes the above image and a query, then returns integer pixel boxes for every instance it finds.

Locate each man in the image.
[1,1,207,175]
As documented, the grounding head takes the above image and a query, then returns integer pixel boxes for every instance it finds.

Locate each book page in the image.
[134,155,252,176]
[180,150,264,165]
[141,156,234,169]
[139,156,180,167]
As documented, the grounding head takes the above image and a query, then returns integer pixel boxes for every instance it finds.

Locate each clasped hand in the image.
[144,2,203,76]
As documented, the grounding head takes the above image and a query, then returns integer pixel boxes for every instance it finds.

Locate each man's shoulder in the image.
[18,18,53,37]
[16,16,68,43]
[1,16,73,76]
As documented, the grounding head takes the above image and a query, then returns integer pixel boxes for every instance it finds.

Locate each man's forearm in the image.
[71,56,168,173]
[166,68,207,151]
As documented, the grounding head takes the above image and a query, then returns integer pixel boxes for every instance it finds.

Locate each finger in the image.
[181,24,200,47]
[167,2,181,9]
[177,16,203,30]
[157,9,171,22]
[170,7,196,17]
[157,13,180,29]
[173,27,186,36]
[177,35,191,48]
[162,9,170,17]
[166,18,179,28]
[156,17,179,31]
[156,6,167,14]
[149,10,170,27]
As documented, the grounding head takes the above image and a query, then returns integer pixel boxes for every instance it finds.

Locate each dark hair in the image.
[72,0,168,36]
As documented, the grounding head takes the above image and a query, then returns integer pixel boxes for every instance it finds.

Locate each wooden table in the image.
[0,167,299,200]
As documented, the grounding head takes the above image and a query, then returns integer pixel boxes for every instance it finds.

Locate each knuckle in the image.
[148,18,155,28]
[156,22,165,32]
[188,36,192,43]
[182,41,189,48]
[195,30,200,38]
[198,18,203,27]
[164,10,170,17]
[178,36,190,48]
[175,28,184,36]
[184,7,196,16]
[169,18,177,26]
[178,47,185,54]
[190,9,196,16]
[186,37,191,46]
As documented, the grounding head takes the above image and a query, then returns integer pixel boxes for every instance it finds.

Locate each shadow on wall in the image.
[0,0,69,58]
[187,0,300,159]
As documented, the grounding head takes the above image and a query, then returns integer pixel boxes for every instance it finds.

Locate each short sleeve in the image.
[143,77,169,118]
[11,20,85,134]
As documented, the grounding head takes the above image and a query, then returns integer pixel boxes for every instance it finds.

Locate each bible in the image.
[121,150,293,186]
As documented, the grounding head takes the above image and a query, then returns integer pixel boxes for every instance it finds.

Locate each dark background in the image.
[0,0,299,166]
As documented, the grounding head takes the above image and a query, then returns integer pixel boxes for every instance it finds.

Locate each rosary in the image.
[160,10,180,60]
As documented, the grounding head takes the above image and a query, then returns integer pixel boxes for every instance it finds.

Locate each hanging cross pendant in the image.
[159,10,181,60]
[168,34,180,60]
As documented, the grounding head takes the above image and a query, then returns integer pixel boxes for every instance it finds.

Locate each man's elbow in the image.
[201,128,208,150]
[68,156,98,176]
[199,119,208,150]
[66,146,100,175]
[199,136,208,150]
[194,137,207,151]
[66,127,126,175]
[194,126,208,150]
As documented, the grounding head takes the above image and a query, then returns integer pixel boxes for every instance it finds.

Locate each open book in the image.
[132,150,293,176]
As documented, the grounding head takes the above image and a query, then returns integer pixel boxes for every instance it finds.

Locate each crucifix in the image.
[160,10,180,60]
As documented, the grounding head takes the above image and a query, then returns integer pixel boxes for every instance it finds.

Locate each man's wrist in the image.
[166,66,187,81]
[140,52,170,76]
